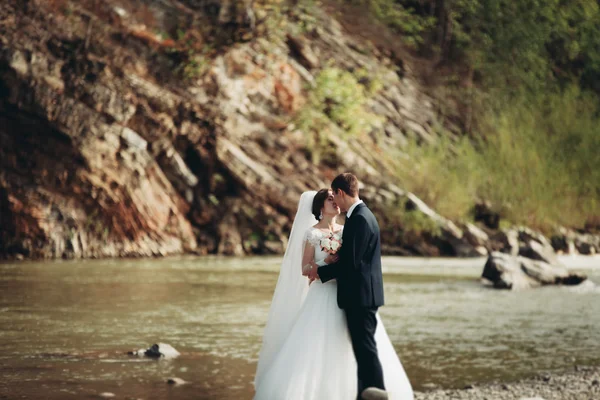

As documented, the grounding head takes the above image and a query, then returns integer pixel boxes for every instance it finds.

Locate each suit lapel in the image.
[344,203,364,237]
[342,203,364,249]
[351,203,366,218]
[346,202,365,220]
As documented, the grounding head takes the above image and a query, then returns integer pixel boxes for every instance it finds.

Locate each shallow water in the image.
[1,255,599,399]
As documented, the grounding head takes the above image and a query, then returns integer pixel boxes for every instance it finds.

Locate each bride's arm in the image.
[301,242,317,276]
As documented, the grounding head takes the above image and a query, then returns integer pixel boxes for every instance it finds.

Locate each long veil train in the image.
[253,191,318,387]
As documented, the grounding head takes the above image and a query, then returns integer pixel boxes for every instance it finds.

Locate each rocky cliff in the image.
[0,0,596,260]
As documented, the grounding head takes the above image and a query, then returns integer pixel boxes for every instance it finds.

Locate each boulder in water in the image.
[482,252,587,290]
[167,377,187,385]
[519,239,560,265]
[128,343,180,359]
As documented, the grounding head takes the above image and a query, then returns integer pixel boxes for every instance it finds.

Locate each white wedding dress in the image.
[254,218,414,399]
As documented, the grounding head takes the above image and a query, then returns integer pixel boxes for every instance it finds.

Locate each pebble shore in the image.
[414,366,600,400]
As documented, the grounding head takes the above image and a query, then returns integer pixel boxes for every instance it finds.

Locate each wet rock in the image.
[145,343,180,359]
[482,252,538,290]
[494,227,556,260]
[574,233,599,255]
[576,241,595,255]
[98,393,115,399]
[482,252,587,290]
[166,377,187,385]
[519,239,560,266]
[517,227,553,249]
[505,229,520,256]
[550,233,571,254]
[129,343,180,359]
[495,226,599,264]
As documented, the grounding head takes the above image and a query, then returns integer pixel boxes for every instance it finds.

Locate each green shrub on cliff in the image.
[396,87,600,232]
[477,88,600,230]
[353,0,600,231]
[296,67,383,161]
[311,68,382,135]
[359,0,600,94]
[394,135,480,222]
[355,0,436,48]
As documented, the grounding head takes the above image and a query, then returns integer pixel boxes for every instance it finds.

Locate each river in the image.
[1,255,599,399]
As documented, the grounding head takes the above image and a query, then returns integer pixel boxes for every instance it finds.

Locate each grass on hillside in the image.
[394,87,600,233]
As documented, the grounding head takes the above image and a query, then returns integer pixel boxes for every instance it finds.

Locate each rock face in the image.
[0,1,597,260]
[482,252,587,290]
[0,0,453,259]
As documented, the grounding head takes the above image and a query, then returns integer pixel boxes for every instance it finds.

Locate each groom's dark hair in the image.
[331,173,359,197]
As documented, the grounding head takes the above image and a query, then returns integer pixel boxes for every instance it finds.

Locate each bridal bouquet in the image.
[320,233,342,254]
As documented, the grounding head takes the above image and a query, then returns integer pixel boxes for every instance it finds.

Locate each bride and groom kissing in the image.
[254,173,413,400]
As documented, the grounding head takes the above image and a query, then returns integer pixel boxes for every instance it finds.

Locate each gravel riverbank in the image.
[414,366,600,400]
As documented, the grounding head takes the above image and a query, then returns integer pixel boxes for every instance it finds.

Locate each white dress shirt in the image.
[316,199,363,267]
[345,199,363,219]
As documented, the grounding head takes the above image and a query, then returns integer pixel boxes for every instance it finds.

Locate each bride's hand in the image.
[324,253,339,264]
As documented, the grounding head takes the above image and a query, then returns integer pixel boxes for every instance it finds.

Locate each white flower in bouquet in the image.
[330,240,340,251]
[320,238,332,249]
[320,233,343,254]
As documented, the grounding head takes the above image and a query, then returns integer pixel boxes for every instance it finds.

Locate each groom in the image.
[308,173,387,400]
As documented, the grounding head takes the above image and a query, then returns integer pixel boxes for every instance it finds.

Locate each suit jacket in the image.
[318,203,384,309]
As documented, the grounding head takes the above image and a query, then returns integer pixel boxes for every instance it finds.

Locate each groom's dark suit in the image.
[318,202,385,397]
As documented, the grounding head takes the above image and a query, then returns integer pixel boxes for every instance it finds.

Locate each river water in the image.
[1,255,599,399]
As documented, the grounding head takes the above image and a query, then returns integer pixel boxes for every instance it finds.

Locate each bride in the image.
[253,189,413,400]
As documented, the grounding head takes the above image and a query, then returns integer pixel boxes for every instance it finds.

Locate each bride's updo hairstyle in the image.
[311,189,330,220]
